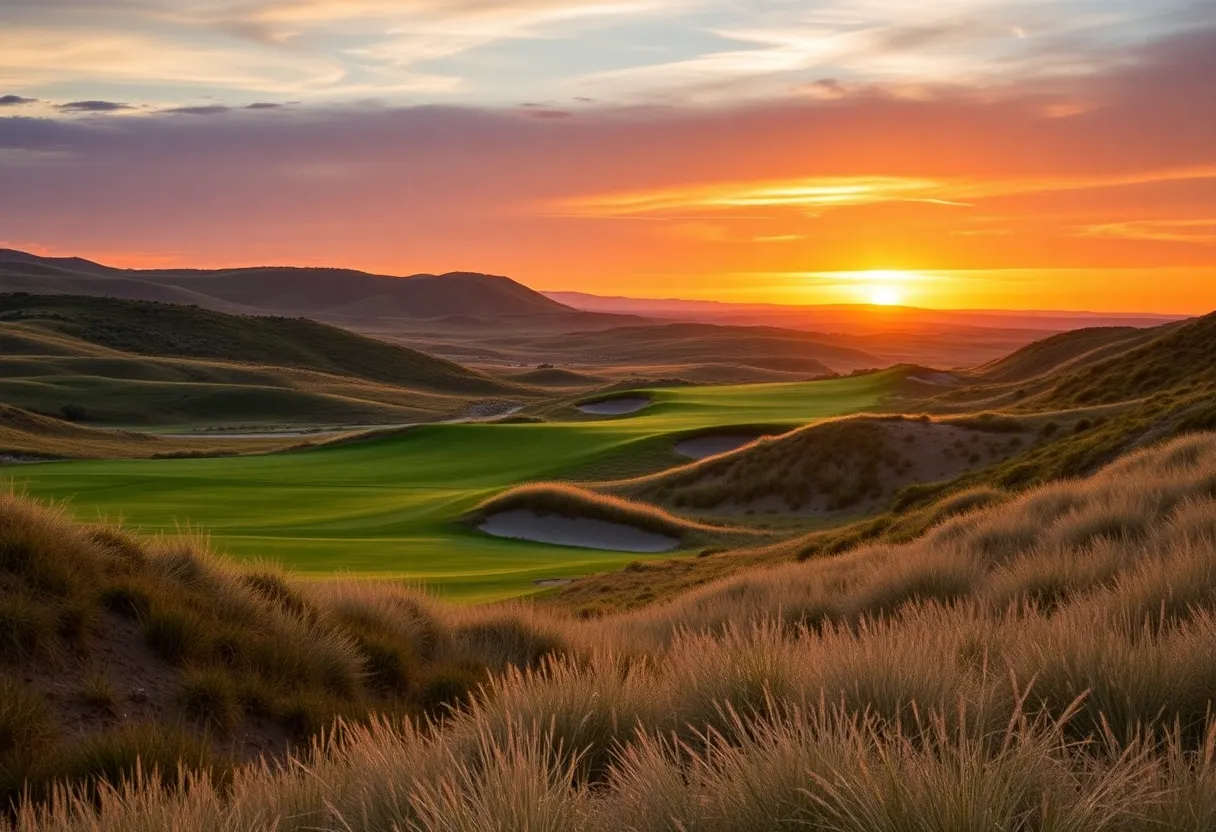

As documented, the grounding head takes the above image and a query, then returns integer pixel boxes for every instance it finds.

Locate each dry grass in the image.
[0,496,576,808]
[10,433,1216,829]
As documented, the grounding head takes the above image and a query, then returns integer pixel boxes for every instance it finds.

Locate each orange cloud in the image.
[559,165,1216,219]
[1080,219,1216,245]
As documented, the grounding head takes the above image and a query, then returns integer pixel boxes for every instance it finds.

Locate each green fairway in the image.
[5,372,896,600]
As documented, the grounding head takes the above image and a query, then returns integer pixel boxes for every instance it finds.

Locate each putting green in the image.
[6,372,896,600]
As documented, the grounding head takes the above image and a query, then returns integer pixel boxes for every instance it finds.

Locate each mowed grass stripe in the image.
[7,373,895,598]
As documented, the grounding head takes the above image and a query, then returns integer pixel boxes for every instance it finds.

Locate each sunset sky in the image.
[1,0,1214,312]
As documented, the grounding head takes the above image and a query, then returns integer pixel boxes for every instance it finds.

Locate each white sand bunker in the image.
[479,509,679,553]
[675,434,762,460]
[577,396,651,416]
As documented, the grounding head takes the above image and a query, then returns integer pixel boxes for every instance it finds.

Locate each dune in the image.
[675,434,762,460]
[577,396,652,416]
[478,509,679,552]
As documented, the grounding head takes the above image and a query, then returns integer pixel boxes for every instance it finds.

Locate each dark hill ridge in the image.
[0,249,571,321]
[0,293,518,396]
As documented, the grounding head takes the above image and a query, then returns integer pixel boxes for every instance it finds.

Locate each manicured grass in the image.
[5,372,894,599]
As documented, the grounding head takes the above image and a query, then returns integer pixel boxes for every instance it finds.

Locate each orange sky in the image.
[1,6,1214,314]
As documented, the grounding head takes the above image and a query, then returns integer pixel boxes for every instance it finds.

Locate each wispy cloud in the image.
[56,100,135,113]
[560,176,948,215]
[0,0,1203,107]
[558,165,1216,218]
[1080,219,1216,244]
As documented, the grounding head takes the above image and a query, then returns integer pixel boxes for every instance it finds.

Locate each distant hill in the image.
[0,294,514,394]
[0,294,529,428]
[491,322,884,375]
[545,290,1185,332]
[0,249,573,322]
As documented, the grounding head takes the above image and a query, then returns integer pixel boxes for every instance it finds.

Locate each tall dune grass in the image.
[12,433,1216,829]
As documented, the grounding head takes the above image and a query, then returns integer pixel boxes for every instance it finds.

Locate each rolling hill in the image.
[1,294,514,394]
[478,322,884,375]
[0,294,530,428]
[966,325,1168,385]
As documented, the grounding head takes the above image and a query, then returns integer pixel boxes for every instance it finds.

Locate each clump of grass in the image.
[0,678,55,805]
[78,671,119,714]
[178,668,242,734]
[143,607,208,665]
[0,593,57,658]
[48,722,223,798]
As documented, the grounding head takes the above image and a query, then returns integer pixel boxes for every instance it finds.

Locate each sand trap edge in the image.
[478,509,680,553]
[576,396,652,416]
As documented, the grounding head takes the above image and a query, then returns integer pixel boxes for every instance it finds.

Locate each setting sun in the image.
[851,270,914,306]
[870,286,902,306]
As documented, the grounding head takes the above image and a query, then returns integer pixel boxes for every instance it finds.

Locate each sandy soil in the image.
[686,419,1028,518]
[479,509,679,552]
[675,434,763,460]
[577,396,652,416]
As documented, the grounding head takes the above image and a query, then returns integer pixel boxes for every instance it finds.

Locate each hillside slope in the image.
[0,294,531,429]
[967,325,1159,384]
[0,294,517,395]
[1030,310,1216,407]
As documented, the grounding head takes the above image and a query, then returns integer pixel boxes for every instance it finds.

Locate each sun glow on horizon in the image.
[852,269,916,307]
[870,286,902,306]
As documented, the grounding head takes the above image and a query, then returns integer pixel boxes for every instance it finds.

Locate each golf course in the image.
[5,372,896,600]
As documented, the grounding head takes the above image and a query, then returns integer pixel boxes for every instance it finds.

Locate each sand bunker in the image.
[577,396,652,416]
[675,434,762,460]
[479,509,679,553]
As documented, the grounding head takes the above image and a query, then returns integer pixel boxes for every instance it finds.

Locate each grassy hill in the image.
[1030,310,1216,407]
[0,294,515,394]
[7,433,1216,828]
[0,294,529,429]
[966,325,1157,384]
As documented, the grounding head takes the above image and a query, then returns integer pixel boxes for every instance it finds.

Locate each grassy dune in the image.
[7,432,1216,828]
[6,372,895,598]
[617,415,1031,517]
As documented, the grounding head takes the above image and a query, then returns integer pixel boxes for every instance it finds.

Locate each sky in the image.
[1,0,1214,312]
